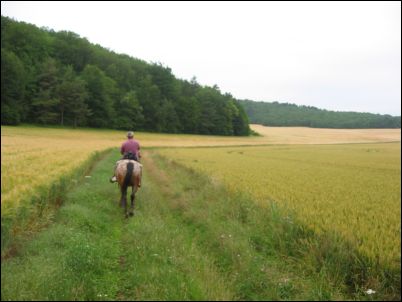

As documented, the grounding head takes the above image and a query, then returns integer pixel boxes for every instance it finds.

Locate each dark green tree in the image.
[57,66,89,127]
[31,58,60,124]
[52,31,92,72]
[81,65,116,128]
[114,91,144,130]
[1,49,27,124]
[232,101,250,135]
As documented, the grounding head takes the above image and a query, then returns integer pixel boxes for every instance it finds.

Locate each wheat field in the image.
[250,124,401,144]
[1,129,117,209]
[161,143,401,269]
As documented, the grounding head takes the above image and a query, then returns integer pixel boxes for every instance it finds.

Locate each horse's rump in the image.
[116,159,142,188]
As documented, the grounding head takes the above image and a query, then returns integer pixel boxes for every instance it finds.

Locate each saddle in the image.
[123,151,138,161]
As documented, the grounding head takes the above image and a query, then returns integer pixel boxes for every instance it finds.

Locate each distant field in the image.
[250,124,401,144]
[162,143,401,269]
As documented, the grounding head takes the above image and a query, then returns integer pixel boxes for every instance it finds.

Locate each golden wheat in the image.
[161,143,401,268]
[1,129,118,208]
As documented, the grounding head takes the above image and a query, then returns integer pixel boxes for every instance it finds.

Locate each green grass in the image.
[1,149,399,300]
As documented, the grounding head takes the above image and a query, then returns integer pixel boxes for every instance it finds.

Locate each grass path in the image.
[2,149,376,300]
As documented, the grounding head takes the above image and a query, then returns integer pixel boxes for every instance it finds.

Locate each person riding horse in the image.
[110,131,141,183]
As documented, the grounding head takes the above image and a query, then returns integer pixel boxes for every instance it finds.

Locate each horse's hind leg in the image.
[129,188,135,217]
[121,187,128,218]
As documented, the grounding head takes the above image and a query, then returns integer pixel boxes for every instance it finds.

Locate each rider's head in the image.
[127,131,134,139]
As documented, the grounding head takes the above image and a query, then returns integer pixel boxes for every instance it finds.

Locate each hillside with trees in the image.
[240,100,401,128]
[1,16,250,136]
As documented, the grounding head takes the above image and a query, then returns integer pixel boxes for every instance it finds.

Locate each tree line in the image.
[1,16,250,136]
[240,100,401,128]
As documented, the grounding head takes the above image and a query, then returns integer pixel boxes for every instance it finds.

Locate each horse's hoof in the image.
[125,213,129,219]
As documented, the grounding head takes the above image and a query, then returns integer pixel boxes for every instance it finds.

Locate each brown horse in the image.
[115,159,142,218]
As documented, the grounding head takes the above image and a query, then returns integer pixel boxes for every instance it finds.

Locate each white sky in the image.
[2,1,401,115]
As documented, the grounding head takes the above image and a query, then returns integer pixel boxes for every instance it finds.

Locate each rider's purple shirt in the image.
[120,138,140,157]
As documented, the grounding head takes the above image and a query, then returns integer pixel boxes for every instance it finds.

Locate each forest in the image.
[1,16,250,136]
[240,100,401,128]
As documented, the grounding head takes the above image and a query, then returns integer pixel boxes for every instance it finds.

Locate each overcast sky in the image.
[2,1,401,115]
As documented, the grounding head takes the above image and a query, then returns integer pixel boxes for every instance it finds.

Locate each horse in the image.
[115,159,142,218]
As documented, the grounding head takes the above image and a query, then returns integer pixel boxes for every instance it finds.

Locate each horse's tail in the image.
[123,162,134,190]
